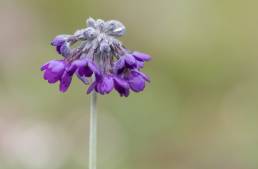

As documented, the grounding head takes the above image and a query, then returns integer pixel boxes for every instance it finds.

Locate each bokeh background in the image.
[1,0,258,169]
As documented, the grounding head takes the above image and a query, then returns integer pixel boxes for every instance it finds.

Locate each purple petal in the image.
[132,70,150,82]
[124,54,136,67]
[123,89,130,97]
[48,61,65,73]
[99,76,114,94]
[132,51,151,62]
[76,72,89,84]
[73,59,99,77]
[114,77,130,97]
[136,61,144,69]
[56,45,62,54]
[41,60,66,84]
[96,82,104,95]
[51,35,69,46]
[78,66,93,77]
[122,88,129,97]
[59,72,72,92]
[43,70,60,83]
[67,64,77,76]
[67,59,87,75]
[128,75,145,92]
[41,63,49,71]
[95,75,114,94]
[103,76,114,93]
[87,81,97,94]
[114,58,125,73]
[87,61,100,75]
[114,76,129,89]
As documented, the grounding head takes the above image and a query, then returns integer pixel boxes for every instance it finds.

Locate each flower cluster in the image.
[41,17,151,97]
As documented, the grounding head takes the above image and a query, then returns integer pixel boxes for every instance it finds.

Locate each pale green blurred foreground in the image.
[1,0,258,169]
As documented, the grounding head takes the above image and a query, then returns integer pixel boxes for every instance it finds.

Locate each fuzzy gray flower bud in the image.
[105,20,126,37]
[96,19,105,31]
[60,42,71,57]
[100,41,111,53]
[87,17,97,28]
[83,27,97,40]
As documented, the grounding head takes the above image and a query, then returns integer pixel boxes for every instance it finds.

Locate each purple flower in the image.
[114,52,151,73]
[87,74,114,95]
[41,60,74,92]
[67,58,99,77]
[41,18,151,97]
[114,54,136,73]
[119,69,150,93]
[41,60,66,83]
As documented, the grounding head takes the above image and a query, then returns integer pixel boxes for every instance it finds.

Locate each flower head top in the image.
[41,17,151,97]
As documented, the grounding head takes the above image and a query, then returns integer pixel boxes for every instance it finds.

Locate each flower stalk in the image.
[89,90,97,169]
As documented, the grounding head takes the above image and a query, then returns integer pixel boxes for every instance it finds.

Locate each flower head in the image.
[41,17,151,97]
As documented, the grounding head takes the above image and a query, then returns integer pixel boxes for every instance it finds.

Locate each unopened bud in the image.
[105,20,126,37]
[60,42,71,57]
[83,27,97,40]
[100,41,111,53]
[87,17,97,28]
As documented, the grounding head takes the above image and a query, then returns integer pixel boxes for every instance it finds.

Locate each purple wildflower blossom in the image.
[41,60,73,92]
[87,74,114,95]
[41,17,151,97]
[67,58,99,77]
[41,60,66,83]
[116,68,150,93]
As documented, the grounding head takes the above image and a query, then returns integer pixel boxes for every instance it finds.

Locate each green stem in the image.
[89,91,97,169]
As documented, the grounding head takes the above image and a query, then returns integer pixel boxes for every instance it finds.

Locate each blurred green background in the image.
[1,0,258,169]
